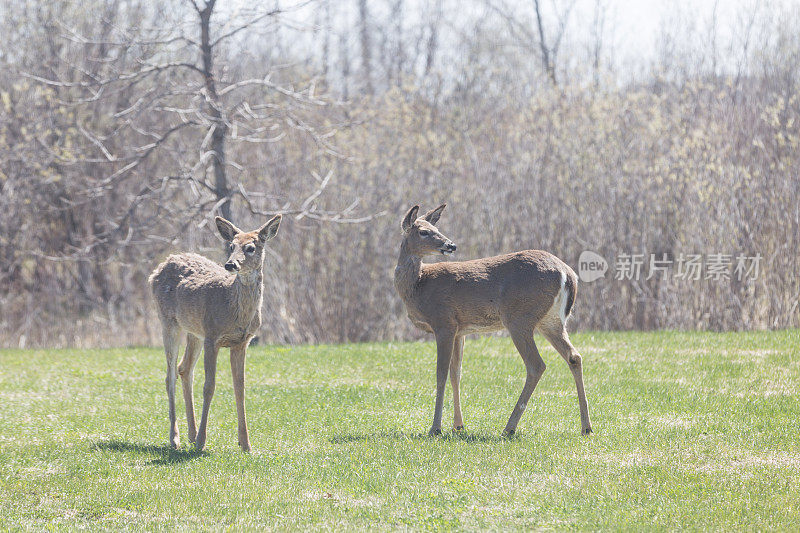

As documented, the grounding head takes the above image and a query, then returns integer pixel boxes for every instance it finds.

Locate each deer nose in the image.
[225,261,239,272]
[440,241,457,255]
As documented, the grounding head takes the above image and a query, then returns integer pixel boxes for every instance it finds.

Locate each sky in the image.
[217,0,792,83]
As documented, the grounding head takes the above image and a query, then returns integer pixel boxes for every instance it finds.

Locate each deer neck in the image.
[232,267,264,314]
[394,240,424,303]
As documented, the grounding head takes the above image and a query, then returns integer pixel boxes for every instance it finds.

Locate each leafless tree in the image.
[1,0,798,347]
[358,0,374,94]
[486,0,576,87]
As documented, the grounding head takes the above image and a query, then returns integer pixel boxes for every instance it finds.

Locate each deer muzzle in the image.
[440,241,457,255]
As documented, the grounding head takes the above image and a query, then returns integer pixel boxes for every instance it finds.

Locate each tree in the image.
[486,0,577,88]
[1,0,376,345]
[23,0,372,246]
[358,0,374,94]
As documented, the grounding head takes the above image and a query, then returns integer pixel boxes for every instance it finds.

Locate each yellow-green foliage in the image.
[2,76,799,346]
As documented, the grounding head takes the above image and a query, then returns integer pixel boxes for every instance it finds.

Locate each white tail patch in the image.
[558,271,569,325]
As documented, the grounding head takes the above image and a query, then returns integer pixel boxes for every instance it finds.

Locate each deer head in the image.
[400,204,457,257]
[215,214,282,273]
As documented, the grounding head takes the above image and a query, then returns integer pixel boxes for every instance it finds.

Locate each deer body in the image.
[396,250,569,335]
[151,253,264,345]
[149,215,281,451]
[394,205,592,436]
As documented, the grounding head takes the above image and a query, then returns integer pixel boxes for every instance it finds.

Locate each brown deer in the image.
[394,205,592,437]
[149,214,282,452]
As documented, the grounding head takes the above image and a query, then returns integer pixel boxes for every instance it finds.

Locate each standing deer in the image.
[149,214,281,451]
[394,205,592,437]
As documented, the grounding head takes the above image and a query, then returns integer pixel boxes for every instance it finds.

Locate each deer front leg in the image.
[178,334,202,443]
[195,338,219,451]
[230,342,251,452]
[430,328,455,437]
[450,335,465,431]
[162,323,183,449]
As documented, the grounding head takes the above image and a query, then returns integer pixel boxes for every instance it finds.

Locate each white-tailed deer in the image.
[148,214,281,451]
[394,205,592,437]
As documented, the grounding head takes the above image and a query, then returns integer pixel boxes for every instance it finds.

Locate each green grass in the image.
[1,330,799,531]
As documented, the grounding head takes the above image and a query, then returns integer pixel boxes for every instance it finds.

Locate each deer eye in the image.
[419,230,430,236]
[229,243,235,251]
[244,244,256,254]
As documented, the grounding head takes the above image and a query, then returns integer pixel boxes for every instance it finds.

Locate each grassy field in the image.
[1,330,799,530]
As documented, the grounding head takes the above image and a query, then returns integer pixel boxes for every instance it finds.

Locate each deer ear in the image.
[401,205,419,232]
[258,214,281,242]
[423,204,446,225]
[215,216,241,241]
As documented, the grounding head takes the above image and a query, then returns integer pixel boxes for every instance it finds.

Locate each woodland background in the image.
[1,0,798,347]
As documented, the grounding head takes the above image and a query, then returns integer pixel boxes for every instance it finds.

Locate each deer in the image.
[394,204,592,437]
[148,214,282,452]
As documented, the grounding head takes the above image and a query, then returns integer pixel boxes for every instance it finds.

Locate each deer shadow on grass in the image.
[330,430,518,445]
[91,440,207,465]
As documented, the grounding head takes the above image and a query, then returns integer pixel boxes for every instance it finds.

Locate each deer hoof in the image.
[582,427,593,436]
[502,429,516,438]
[428,427,442,437]
[453,425,465,432]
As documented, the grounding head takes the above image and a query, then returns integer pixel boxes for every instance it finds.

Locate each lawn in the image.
[1,330,799,530]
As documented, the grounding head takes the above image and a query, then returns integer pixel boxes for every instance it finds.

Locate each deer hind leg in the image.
[450,335,465,431]
[230,342,251,452]
[195,337,219,452]
[162,320,183,448]
[430,328,456,437]
[178,334,202,443]
[540,324,593,435]
[503,320,546,436]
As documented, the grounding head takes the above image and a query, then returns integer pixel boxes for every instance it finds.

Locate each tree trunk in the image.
[358,0,373,95]
[533,0,557,87]
[424,0,442,77]
[199,0,232,223]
